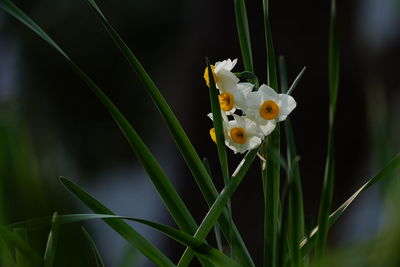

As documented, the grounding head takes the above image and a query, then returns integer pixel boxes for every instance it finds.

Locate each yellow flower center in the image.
[209,128,217,144]
[259,100,279,120]
[230,127,247,144]
[218,92,234,111]
[203,65,217,87]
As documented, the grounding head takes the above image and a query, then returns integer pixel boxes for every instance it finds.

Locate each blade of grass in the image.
[131,218,242,267]
[206,58,233,256]
[300,153,400,256]
[262,0,280,265]
[285,120,305,267]
[278,56,288,93]
[263,0,278,89]
[81,227,105,267]
[280,56,305,267]
[314,0,339,262]
[203,158,223,252]
[206,58,229,203]
[277,181,293,267]
[287,67,306,96]
[13,228,30,267]
[59,177,175,267]
[44,212,58,267]
[0,0,199,239]
[233,0,254,72]
[179,148,258,266]
[9,212,240,267]
[81,1,253,263]
[0,236,17,266]
[0,225,42,265]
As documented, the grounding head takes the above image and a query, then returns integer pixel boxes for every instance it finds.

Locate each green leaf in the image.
[278,56,288,93]
[203,158,223,252]
[262,1,280,265]
[263,0,278,90]
[234,0,254,72]
[285,120,305,267]
[206,58,234,259]
[8,212,243,267]
[314,0,339,261]
[0,225,42,265]
[80,1,253,263]
[287,67,306,96]
[44,212,58,267]
[301,153,400,257]
[13,228,30,267]
[179,148,258,266]
[280,56,305,267]
[81,227,105,267]
[59,177,175,267]
[206,58,229,188]
[0,236,17,266]
[0,0,198,238]
[131,218,242,267]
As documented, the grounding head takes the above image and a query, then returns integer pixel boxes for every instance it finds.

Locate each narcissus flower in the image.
[246,84,296,135]
[204,59,239,90]
[218,82,254,112]
[225,114,263,154]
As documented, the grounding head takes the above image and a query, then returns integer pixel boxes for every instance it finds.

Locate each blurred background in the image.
[0,0,399,266]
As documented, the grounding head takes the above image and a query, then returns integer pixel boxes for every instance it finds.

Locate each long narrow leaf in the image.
[278,56,288,93]
[81,227,105,267]
[131,218,242,267]
[287,67,306,96]
[81,1,253,263]
[179,148,258,266]
[300,153,400,256]
[203,158,224,252]
[207,58,229,188]
[13,228,30,267]
[59,177,175,267]
[44,212,58,267]
[262,0,280,265]
[233,0,254,72]
[0,236,17,266]
[0,225,42,265]
[314,0,339,261]
[0,0,199,239]
[280,56,305,267]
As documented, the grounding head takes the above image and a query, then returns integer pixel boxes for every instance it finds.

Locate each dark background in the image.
[0,0,399,265]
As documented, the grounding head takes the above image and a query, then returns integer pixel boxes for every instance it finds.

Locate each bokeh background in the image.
[0,0,399,266]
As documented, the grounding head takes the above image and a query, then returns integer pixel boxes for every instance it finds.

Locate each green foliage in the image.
[0,0,399,266]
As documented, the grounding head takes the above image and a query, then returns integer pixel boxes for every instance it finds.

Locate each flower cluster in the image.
[204,58,296,154]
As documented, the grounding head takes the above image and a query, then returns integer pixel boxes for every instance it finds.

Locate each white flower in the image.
[213,59,240,92]
[246,84,296,135]
[204,59,254,113]
[207,113,262,153]
[225,114,263,154]
[218,82,254,113]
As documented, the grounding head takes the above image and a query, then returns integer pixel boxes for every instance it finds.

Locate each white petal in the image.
[216,70,240,92]
[231,91,246,110]
[237,82,254,96]
[214,60,226,72]
[278,94,296,116]
[259,84,279,101]
[259,120,276,136]
[246,91,263,109]
[247,136,262,150]
[245,109,258,120]
[277,114,288,122]
[229,58,238,70]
